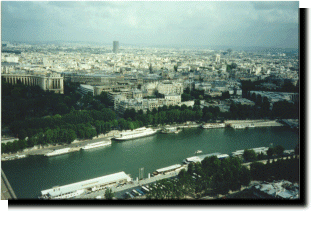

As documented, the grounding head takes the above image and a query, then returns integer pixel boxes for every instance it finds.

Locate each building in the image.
[164,93,181,105]
[195,82,212,92]
[117,94,182,115]
[249,91,298,104]
[232,98,255,106]
[157,81,184,95]
[178,100,195,108]
[79,84,95,96]
[40,172,132,199]
[252,180,299,199]
[141,81,159,96]
[113,41,119,53]
[216,54,221,63]
[2,73,64,94]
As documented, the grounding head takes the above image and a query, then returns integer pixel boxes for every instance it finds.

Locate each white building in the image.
[2,73,64,94]
[41,172,132,199]
[164,93,181,105]
[3,56,19,63]
[157,81,183,95]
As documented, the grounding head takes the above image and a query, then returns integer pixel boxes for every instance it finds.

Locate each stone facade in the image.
[2,73,64,94]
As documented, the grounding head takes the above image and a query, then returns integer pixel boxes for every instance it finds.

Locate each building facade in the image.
[2,73,64,94]
[113,41,119,53]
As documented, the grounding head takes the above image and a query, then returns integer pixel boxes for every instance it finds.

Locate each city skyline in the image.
[2,1,299,48]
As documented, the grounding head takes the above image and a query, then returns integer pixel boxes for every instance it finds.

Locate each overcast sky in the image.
[1,1,299,48]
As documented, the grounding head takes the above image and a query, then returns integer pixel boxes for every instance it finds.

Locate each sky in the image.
[1,1,299,48]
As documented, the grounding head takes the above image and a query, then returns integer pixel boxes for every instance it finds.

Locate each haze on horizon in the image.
[2,1,299,49]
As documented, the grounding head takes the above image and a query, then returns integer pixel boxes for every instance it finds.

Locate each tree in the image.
[18,129,28,140]
[66,129,77,144]
[268,145,285,156]
[294,144,299,155]
[267,147,275,157]
[27,136,37,147]
[250,162,266,180]
[239,166,251,187]
[257,152,266,160]
[104,188,114,200]
[243,149,257,162]
[274,145,285,155]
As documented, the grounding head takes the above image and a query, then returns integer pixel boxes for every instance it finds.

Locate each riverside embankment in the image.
[1,119,284,162]
[2,126,298,198]
[1,130,121,161]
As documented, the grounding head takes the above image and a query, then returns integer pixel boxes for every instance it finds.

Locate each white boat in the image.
[113,127,157,141]
[16,154,27,159]
[202,123,225,129]
[247,124,255,128]
[232,124,246,129]
[45,148,71,157]
[82,140,112,150]
[161,126,181,134]
[174,129,182,134]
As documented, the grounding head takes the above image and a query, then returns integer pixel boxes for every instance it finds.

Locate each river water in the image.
[2,127,298,198]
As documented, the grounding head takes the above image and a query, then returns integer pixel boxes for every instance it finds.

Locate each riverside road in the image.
[76,170,181,199]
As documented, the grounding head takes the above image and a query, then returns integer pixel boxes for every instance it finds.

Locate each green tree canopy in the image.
[243,149,257,162]
[104,188,114,200]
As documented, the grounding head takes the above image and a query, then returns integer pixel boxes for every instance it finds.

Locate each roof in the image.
[41,171,131,197]
[156,164,182,173]
[186,156,201,163]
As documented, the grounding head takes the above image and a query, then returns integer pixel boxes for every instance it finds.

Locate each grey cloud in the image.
[47,1,82,8]
[251,1,299,10]
[1,1,299,48]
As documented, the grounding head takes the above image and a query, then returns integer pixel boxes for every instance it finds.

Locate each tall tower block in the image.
[113,41,119,53]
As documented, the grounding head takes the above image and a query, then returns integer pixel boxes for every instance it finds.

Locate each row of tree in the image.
[241,80,299,98]
[2,127,79,154]
[145,154,299,199]
[242,145,286,163]
[250,156,299,182]
[1,81,84,126]
[2,81,299,154]
[146,156,251,199]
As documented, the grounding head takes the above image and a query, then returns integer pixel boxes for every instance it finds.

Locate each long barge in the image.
[113,127,158,141]
[202,123,226,129]
[82,140,112,150]
[44,148,72,157]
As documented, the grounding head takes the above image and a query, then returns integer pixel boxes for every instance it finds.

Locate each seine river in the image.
[2,127,298,198]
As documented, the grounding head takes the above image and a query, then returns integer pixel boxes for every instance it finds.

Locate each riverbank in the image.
[1,119,284,161]
[224,119,283,127]
[1,130,121,161]
[76,155,297,200]
[2,126,298,198]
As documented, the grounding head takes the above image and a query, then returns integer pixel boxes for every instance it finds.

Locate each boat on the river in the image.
[202,123,225,129]
[113,127,157,141]
[195,150,202,154]
[231,124,246,129]
[44,148,71,157]
[161,126,182,134]
[82,140,112,150]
